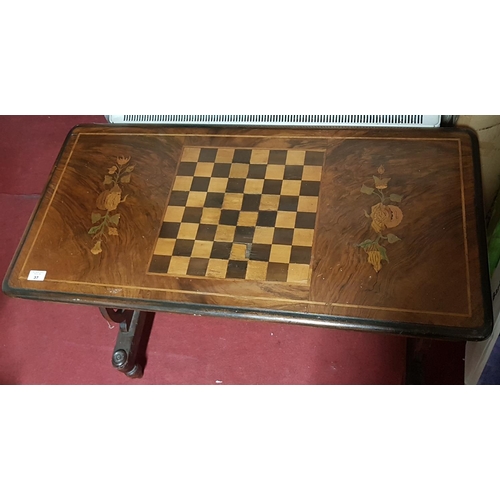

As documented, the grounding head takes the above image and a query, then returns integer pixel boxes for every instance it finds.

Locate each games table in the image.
[2,125,493,377]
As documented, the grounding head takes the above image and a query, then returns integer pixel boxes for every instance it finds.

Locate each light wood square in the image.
[286,150,306,165]
[215,148,235,163]
[194,162,214,177]
[246,261,268,281]
[173,176,193,192]
[206,259,228,278]
[201,208,221,224]
[230,163,249,178]
[288,263,310,283]
[208,178,228,193]
[164,206,185,222]
[281,180,301,196]
[168,256,190,275]
[230,243,247,260]
[293,228,315,246]
[253,226,274,244]
[222,193,243,210]
[250,149,270,164]
[177,223,199,240]
[191,240,214,258]
[186,192,207,207]
[269,244,292,263]
[238,211,258,226]
[244,179,264,194]
[302,166,323,181]
[297,196,318,213]
[265,165,285,180]
[181,147,201,162]
[259,194,280,211]
[215,225,235,242]
[275,211,297,228]
[154,238,176,256]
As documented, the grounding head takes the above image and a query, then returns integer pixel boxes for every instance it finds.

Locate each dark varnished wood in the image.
[2,125,493,340]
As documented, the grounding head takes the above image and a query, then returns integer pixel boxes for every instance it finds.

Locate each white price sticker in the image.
[27,270,47,281]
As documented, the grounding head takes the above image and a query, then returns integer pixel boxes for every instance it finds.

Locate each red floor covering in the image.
[0,115,422,384]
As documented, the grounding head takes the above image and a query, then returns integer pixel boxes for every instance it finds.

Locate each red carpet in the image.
[0,115,463,384]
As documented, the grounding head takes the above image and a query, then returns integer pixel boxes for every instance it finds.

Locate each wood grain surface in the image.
[2,125,492,340]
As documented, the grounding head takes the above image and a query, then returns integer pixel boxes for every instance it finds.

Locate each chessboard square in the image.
[199,148,217,162]
[268,150,288,164]
[266,262,289,282]
[206,259,229,278]
[201,207,221,224]
[186,191,207,207]
[302,165,323,181]
[226,178,246,193]
[154,238,176,256]
[226,260,248,279]
[281,180,302,196]
[253,226,274,244]
[215,225,235,242]
[300,181,321,197]
[247,164,267,179]
[269,244,292,263]
[191,240,214,258]
[241,194,261,212]
[222,193,243,210]
[275,211,297,228]
[169,191,189,206]
[244,178,264,194]
[212,163,231,177]
[249,243,271,262]
[182,207,203,223]
[173,239,195,257]
[204,192,224,208]
[259,194,280,211]
[295,212,317,229]
[234,226,255,244]
[284,165,304,180]
[304,151,325,166]
[191,177,211,192]
[263,179,282,195]
[196,224,217,241]
[238,211,258,227]
[273,228,294,245]
[194,162,214,177]
[293,228,315,246]
[215,149,235,163]
[230,163,249,179]
[169,256,190,275]
[160,222,180,239]
[211,241,233,260]
[257,210,277,227]
[230,243,247,260]
[149,255,171,274]
[290,245,312,264]
[278,195,299,212]
[250,149,270,164]
[187,257,210,277]
[178,162,197,176]
[177,223,199,240]
[297,196,318,213]
[288,263,311,283]
[181,148,201,162]
[286,150,306,165]
[220,209,240,226]
[208,178,228,193]
[173,175,193,192]
[233,149,252,163]
[163,206,185,223]
[265,165,285,180]
[246,260,268,281]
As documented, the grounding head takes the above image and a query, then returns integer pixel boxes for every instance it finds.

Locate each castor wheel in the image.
[126,364,143,379]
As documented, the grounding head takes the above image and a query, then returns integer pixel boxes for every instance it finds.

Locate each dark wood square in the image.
[257,211,277,227]
[149,255,171,274]
[187,258,209,276]
[173,239,195,257]
[284,165,304,180]
[196,224,218,241]
[191,177,211,192]
[268,150,287,164]
[300,181,321,197]
[182,207,203,223]
[204,192,224,208]
[226,178,246,193]
[177,162,197,176]
[278,196,299,212]
[241,194,261,211]
[199,148,217,162]
[273,228,294,245]
[159,222,180,239]
[295,212,317,229]
[233,149,252,163]
[304,151,324,166]
[168,191,189,206]
[219,210,239,226]
[263,179,282,195]
[226,260,248,279]
[212,163,231,177]
[210,242,232,260]
[266,262,289,282]
[290,245,312,264]
[234,226,255,244]
[249,243,271,262]
[247,164,267,178]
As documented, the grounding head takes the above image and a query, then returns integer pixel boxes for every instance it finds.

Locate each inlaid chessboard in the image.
[148,147,324,283]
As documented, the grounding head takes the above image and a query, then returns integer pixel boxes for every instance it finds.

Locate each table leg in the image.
[100,308,151,378]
